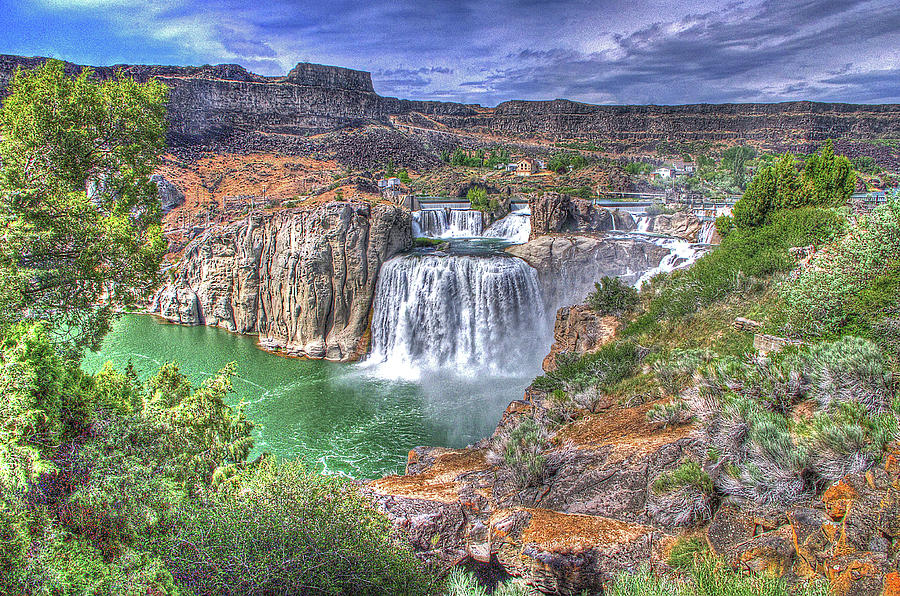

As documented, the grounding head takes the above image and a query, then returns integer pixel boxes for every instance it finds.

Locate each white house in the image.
[652,167,673,179]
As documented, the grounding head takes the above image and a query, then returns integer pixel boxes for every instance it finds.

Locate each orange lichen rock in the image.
[369,448,491,503]
[823,478,858,521]
[883,571,900,596]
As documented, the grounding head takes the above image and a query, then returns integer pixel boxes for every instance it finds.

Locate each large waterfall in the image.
[366,254,549,379]
[447,209,483,237]
[483,211,531,243]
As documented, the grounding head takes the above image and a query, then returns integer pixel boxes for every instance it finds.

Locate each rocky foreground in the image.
[367,305,900,595]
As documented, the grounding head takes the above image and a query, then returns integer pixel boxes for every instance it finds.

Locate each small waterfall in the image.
[366,254,548,379]
[697,220,716,244]
[484,212,531,243]
[447,209,484,237]
[635,238,708,288]
[412,209,449,238]
[635,215,652,233]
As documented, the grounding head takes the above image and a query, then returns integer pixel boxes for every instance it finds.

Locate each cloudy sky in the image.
[2,0,898,105]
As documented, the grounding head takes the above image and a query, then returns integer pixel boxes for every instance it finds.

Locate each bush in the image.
[444,567,527,596]
[782,197,900,340]
[154,458,432,596]
[467,187,499,212]
[491,418,549,488]
[653,461,713,495]
[587,276,639,317]
[653,348,714,395]
[533,341,642,395]
[667,536,707,570]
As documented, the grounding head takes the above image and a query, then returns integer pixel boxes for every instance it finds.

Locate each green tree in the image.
[721,145,757,189]
[0,59,169,351]
[800,140,856,205]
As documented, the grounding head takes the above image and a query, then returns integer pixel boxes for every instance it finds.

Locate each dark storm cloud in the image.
[6,0,900,104]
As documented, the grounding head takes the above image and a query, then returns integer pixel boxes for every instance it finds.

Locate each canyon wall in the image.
[2,54,899,156]
[150,201,411,361]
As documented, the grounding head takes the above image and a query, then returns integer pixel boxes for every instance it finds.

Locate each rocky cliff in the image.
[507,235,669,312]
[3,54,899,159]
[150,200,411,361]
[529,193,636,239]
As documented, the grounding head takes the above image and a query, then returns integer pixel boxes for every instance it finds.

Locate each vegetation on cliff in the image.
[0,62,433,596]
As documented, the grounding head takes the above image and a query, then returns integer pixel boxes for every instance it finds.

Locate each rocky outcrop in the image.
[367,397,692,594]
[529,193,635,239]
[706,455,900,596]
[149,200,411,361]
[542,306,621,372]
[150,174,185,213]
[507,235,669,311]
[640,212,703,241]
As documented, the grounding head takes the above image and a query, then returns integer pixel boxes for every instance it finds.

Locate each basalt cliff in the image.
[150,200,411,361]
[2,54,899,163]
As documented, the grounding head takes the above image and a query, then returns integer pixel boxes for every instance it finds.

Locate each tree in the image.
[0,59,169,352]
[721,145,757,189]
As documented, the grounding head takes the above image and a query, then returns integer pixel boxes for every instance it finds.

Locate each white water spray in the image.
[483,212,531,243]
[366,254,549,379]
[635,238,708,288]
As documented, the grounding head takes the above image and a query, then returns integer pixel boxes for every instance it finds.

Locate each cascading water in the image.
[412,209,449,237]
[483,212,531,243]
[447,209,484,237]
[635,238,708,288]
[697,220,716,244]
[366,254,548,379]
[635,215,652,233]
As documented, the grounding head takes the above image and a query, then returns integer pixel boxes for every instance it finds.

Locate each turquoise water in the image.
[82,314,534,479]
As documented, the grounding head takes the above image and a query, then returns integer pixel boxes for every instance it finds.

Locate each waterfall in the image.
[366,254,549,379]
[483,212,531,243]
[697,220,716,244]
[412,209,449,238]
[447,209,483,237]
[635,238,708,288]
[635,215,652,233]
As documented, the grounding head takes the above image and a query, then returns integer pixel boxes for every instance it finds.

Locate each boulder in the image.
[641,212,703,241]
[529,193,635,239]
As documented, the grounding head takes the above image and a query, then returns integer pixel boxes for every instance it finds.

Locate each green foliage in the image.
[0,59,168,351]
[721,145,757,189]
[606,556,828,596]
[398,169,412,184]
[554,140,602,152]
[444,567,528,596]
[667,536,708,570]
[467,187,498,212]
[733,141,855,230]
[852,155,880,174]
[653,461,714,495]
[533,341,641,395]
[634,207,845,323]
[547,151,589,173]
[782,197,900,341]
[155,457,432,596]
[652,348,714,395]
[494,418,548,487]
[586,276,639,317]
[625,161,652,176]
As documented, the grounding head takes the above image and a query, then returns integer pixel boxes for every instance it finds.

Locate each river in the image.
[82,312,537,479]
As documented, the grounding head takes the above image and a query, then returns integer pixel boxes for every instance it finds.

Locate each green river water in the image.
[82,314,534,479]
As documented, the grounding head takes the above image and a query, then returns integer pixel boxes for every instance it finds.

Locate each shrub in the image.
[467,187,499,212]
[154,458,432,596]
[587,276,639,317]
[533,341,641,396]
[805,336,896,413]
[653,348,714,395]
[444,567,528,596]
[783,198,900,340]
[491,418,549,488]
[647,399,693,427]
[653,461,713,495]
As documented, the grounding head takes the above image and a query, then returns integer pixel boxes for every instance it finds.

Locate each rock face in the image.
[367,398,694,594]
[3,55,899,157]
[542,305,622,372]
[529,193,635,239]
[507,235,669,311]
[150,174,185,213]
[641,212,703,241]
[150,200,411,361]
